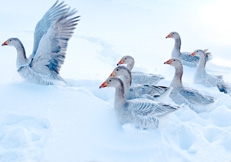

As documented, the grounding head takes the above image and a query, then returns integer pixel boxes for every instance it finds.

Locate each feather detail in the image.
[100,77,179,129]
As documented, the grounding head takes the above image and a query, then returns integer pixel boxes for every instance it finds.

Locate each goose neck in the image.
[170,65,183,88]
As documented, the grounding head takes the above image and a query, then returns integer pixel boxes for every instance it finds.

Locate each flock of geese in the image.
[99,31,231,129]
[2,1,231,129]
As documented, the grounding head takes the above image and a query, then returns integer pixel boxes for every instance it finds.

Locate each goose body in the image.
[110,66,170,100]
[191,50,231,95]
[166,32,211,68]
[99,77,179,129]
[2,1,80,85]
[164,58,216,111]
[117,55,164,85]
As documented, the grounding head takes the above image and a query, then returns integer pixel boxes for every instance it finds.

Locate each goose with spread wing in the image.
[2,1,80,85]
[99,77,179,129]
[164,58,216,112]
[191,50,231,96]
[166,32,211,68]
[117,55,164,85]
[110,66,170,100]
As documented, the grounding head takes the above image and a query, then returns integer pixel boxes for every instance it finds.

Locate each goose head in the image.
[164,58,182,68]
[2,38,21,47]
[99,77,124,89]
[110,66,131,78]
[117,55,134,66]
[191,49,206,57]
[165,32,180,39]
[110,66,132,86]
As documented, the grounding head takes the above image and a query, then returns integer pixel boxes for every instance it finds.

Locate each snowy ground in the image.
[0,0,231,162]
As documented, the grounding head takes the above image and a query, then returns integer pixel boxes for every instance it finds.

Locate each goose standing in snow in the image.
[2,1,80,85]
[166,32,211,67]
[191,50,231,95]
[99,77,179,129]
[110,66,170,100]
[164,58,216,112]
[117,55,164,85]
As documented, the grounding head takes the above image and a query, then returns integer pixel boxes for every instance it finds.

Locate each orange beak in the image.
[164,59,172,64]
[191,52,196,56]
[117,59,124,66]
[99,81,108,88]
[2,40,8,46]
[110,72,116,77]
[165,33,172,39]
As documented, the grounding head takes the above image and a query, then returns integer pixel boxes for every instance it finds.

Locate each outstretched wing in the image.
[31,1,68,57]
[31,7,80,75]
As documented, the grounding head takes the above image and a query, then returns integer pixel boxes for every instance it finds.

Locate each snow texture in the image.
[0,0,231,162]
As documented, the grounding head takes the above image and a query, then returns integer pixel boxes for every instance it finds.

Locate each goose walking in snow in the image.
[110,66,170,100]
[164,58,216,112]
[117,55,164,85]
[2,1,80,85]
[99,77,179,129]
[191,50,231,95]
[166,32,211,67]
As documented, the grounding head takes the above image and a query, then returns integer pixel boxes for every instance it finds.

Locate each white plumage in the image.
[117,55,164,85]
[2,1,80,85]
[99,77,179,129]
[191,49,231,95]
[110,66,170,100]
[164,58,216,112]
[166,32,211,67]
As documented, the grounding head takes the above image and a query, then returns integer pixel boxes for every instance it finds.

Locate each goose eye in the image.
[173,59,175,61]
[109,79,111,82]
[124,58,127,60]
[116,69,119,71]
[9,39,11,41]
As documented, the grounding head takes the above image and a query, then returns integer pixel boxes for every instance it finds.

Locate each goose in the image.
[117,55,164,85]
[2,1,80,85]
[191,50,231,95]
[99,77,179,129]
[164,58,216,112]
[166,32,211,67]
[110,66,170,100]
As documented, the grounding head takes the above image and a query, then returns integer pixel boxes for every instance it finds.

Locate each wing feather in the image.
[180,52,211,67]
[179,87,215,104]
[31,1,68,57]
[129,99,178,117]
[31,6,80,75]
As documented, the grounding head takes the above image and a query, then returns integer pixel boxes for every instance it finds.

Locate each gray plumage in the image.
[117,55,164,85]
[99,77,179,129]
[166,32,211,68]
[191,49,231,95]
[164,58,216,111]
[110,66,170,100]
[2,1,80,85]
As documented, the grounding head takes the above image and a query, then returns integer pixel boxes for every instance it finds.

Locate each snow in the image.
[0,0,231,162]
